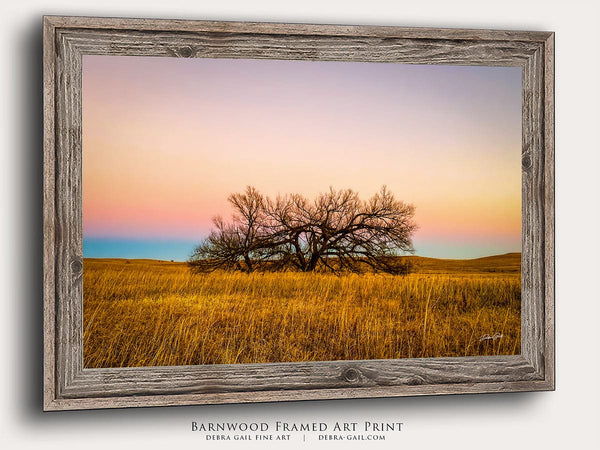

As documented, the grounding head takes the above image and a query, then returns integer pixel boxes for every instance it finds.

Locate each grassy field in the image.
[83,254,521,368]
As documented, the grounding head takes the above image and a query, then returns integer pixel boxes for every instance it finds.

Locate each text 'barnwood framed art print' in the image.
[43,15,554,410]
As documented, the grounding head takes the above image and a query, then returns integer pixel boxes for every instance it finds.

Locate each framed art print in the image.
[43,16,554,410]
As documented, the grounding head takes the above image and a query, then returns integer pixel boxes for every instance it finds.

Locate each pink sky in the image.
[82,55,522,259]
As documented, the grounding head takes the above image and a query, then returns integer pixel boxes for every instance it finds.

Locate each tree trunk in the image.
[244,255,253,273]
[306,252,321,271]
[292,236,307,271]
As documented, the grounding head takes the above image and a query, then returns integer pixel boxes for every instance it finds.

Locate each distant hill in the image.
[407,253,521,274]
[84,253,521,275]
[83,258,188,274]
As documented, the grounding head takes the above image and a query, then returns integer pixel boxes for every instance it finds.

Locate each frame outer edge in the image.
[41,15,553,42]
[44,379,555,411]
[544,33,555,390]
[43,16,58,410]
[43,16,556,410]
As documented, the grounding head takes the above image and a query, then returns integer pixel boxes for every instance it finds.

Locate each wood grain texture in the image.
[57,29,539,66]
[45,379,552,411]
[42,16,57,412]
[43,15,553,42]
[42,16,555,411]
[543,34,555,390]
[60,356,539,399]
[521,46,546,376]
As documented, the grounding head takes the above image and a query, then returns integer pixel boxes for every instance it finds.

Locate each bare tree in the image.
[189,186,266,273]
[189,186,417,274]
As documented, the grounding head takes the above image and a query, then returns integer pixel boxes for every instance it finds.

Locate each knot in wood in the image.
[405,376,425,385]
[178,46,195,58]
[342,367,361,383]
[522,154,532,170]
[70,257,83,276]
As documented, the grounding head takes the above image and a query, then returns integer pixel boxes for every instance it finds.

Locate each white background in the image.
[1,1,598,449]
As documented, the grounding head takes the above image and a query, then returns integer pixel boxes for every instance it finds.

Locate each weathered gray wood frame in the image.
[43,15,554,411]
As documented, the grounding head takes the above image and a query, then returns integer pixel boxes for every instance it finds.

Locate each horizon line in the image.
[84,251,522,263]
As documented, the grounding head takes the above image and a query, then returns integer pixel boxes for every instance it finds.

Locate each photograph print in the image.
[82,55,522,368]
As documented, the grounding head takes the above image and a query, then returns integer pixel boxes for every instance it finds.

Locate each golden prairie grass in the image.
[83,255,520,368]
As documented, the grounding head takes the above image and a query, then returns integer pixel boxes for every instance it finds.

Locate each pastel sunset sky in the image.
[82,55,522,261]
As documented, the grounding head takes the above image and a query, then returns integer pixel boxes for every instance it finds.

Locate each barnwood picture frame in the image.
[43,15,554,411]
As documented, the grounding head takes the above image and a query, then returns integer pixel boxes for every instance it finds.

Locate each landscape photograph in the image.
[82,55,522,368]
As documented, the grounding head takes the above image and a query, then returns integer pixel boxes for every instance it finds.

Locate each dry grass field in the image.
[83,254,521,368]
